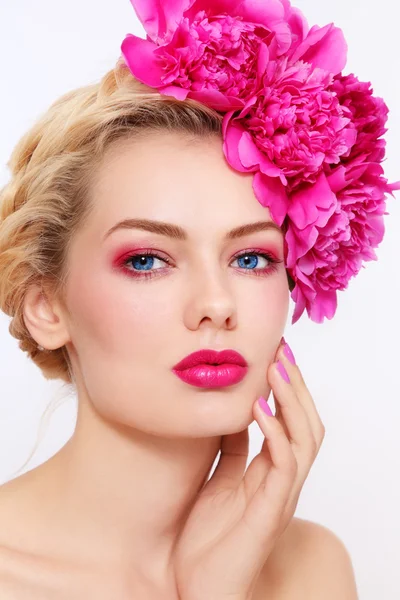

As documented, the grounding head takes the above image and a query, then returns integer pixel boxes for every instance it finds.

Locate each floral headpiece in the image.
[120,0,399,324]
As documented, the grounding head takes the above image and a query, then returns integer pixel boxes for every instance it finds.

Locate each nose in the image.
[183,267,237,332]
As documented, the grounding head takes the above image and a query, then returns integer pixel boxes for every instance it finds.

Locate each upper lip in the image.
[173,349,248,371]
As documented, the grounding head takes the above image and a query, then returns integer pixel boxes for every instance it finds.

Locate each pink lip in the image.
[172,349,248,388]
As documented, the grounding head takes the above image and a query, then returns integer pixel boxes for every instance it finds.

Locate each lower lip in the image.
[172,364,248,388]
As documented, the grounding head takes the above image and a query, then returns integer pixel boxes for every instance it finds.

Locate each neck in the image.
[22,391,221,587]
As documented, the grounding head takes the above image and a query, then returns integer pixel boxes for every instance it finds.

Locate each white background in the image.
[0,1,399,598]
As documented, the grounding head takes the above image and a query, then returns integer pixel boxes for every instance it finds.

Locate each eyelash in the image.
[120,249,283,281]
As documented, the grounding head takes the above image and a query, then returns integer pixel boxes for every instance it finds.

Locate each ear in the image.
[23,284,71,351]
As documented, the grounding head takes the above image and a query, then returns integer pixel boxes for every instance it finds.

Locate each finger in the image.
[276,342,325,446]
[242,398,274,498]
[240,401,298,546]
[273,395,289,439]
[204,427,249,493]
[267,359,323,516]
[243,340,323,536]
[268,361,316,466]
[270,339,291,439]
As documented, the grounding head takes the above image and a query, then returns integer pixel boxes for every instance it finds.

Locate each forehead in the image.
[87,131,276,238]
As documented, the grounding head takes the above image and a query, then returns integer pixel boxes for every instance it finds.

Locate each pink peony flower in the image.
[121,0,309,110]
[285,153,400,324]
[223,54,400,324]
[331,73,390,164]
[122,0,400,324]
[246,69,400,324]
[223,51,357,195]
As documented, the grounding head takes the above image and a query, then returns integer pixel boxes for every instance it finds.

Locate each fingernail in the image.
[277,360,290,383]
[283,343,296,365]
[258,396,273,417]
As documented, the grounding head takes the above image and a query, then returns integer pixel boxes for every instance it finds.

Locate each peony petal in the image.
[291,270,334,325]
[222,111,236,139]
[326,165,347,193]
[327,160,380,193]
[268,21,293,56]
[288,173,337,229]
[186,0,297,56]
[290,23,347,75]
[159,85,190,100]
[235,0,294,55]
[236,95,259,120]
[287,6,309,43]
[223,121,256,173]
[129,0,194,43]
[239,132,282,178]
[121,34,165,87]
[189,90,243,111]
[239,132,265,169]
[188,0,285,26]
[285,222,319,266]
[290,23,331,61]
[235,0,286,25]
[253,172,289,227]
[290,282,307,324]
[184,0,242,19]
[297,254,315,276]
[367,214,385,247]
[388,180,400,192]
[309,289,337,322]
[257,43,270,80]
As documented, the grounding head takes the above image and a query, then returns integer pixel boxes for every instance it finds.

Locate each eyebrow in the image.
[103,218,282,241]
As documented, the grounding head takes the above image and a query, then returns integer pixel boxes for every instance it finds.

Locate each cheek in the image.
[64,265,170,357]
[242,272,289,327]
[242,277,289,378]
[237,273,289,367]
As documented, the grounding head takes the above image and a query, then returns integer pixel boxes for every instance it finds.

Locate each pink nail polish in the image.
[283,343,296,365]
[258,396,273,416]
[277,360,290,383]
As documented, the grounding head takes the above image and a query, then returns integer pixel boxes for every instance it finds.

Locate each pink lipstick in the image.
[172,349,248,388]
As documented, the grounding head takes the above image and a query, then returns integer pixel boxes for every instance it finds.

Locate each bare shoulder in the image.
[0,473,38,549]
[0,480,359,600]
[253,517,359,600]
[0,475,59,598]
[0,539,45,599]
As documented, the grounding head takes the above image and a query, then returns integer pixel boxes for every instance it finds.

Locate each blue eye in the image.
[129,255,165,271]
[122,249,283,280]
[233,254,267,270]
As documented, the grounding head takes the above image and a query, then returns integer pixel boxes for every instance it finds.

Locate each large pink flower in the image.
[285,153,400,324]
[223,49,356,196]
[221,22,351,228]
[331,73,390,164]
[224,55,399,324]
[121,0,399,324]
[122,0,309,110]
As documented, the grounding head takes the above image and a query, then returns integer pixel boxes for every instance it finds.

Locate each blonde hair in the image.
[0,57,293,476]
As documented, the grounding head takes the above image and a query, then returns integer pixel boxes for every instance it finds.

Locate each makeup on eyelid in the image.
[109,242,284,280]
[110,241,283,264]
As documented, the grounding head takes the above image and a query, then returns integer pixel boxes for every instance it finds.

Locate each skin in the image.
[0,131,329,598]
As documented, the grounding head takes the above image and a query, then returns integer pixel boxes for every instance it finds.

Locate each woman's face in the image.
[62,131,289,437]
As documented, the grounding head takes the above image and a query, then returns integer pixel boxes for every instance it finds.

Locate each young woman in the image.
[0,0,395,597]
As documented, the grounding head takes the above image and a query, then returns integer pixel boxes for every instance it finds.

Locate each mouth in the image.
[172,349,248,388]
[173,349,248,371]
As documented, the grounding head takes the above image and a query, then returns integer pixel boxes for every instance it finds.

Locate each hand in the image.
[172,339,326,600]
